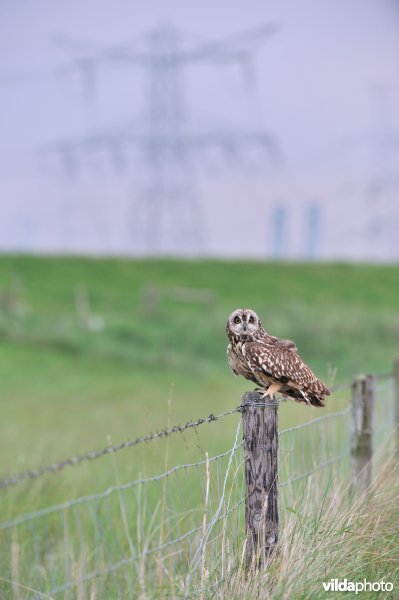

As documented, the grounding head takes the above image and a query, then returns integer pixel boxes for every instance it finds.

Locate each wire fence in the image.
[0,409,239,490]
[0,374,396,598]
[0,380,358,491]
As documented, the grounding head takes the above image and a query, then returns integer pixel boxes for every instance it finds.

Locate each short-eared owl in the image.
[226,308,330,407]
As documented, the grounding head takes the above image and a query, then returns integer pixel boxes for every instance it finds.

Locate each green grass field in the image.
[0,256,398,598]
[0,257,397,486]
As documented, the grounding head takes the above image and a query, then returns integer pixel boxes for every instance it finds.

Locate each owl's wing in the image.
[243,340,329,396]
[266,334,297,353]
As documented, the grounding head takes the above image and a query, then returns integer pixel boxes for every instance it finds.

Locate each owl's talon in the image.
[259,382,282,398]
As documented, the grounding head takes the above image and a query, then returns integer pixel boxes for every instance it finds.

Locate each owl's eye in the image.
[248,316,254,324]
[234,316,241,324]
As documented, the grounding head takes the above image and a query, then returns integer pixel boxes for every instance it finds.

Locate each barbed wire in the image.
[0,372,392,490]
[0,405,355,532]
[0,408,239,490]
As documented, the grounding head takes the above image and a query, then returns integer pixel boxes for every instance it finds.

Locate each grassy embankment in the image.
[0,256,397,597]
[0,257,397,498]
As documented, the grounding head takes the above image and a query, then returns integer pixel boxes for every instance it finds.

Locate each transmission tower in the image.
[47,23,280,254]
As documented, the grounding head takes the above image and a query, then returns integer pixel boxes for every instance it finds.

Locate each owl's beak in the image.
[242,322,247,333]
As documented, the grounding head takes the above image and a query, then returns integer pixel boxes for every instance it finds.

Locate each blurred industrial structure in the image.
[43,23,279,254]
[0,2,398,261]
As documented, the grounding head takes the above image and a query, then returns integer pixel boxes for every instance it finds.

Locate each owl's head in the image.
[227,308,261,337]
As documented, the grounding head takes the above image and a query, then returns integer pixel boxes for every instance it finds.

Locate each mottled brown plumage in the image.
[226,308,330,407]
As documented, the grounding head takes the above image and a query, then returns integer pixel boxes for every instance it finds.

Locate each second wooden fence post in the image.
[241,391,279,571]
[350,374,375,497]
[394,357,399,458]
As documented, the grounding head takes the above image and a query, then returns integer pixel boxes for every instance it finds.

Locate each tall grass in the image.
[199,451,399,600]
[1,433,397,598]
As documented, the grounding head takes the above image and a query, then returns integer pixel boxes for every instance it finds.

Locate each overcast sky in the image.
[0,0,398,258]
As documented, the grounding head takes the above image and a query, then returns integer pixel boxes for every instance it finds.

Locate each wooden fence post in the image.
[350,374,375,496]
[241,391,279,571]
[394,357,399,458]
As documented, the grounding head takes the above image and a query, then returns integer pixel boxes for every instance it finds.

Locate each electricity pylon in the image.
[47,23,280,254]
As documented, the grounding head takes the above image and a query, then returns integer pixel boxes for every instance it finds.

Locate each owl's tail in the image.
[288,390,326,407]
[284,379,330,408]
[304,393,326,407]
